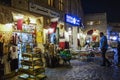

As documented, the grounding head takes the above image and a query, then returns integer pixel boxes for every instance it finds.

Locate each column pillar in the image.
[72,27,78,49]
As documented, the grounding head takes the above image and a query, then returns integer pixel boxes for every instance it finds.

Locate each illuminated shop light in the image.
[112,36,117,40]
[68,28,72,35]
[110,36,118,41]
[48,28,54,33]
[14,14,24,20]
[51,17,59,22]
[29,18,36,24]
[4,23,13,31]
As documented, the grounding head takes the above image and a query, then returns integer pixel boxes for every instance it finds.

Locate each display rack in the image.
[18,52,46,80]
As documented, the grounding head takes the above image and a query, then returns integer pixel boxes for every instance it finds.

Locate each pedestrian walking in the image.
[99,32,111,67]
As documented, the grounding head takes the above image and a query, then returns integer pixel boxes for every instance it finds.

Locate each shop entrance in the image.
[86,29,100,48]
[12,31,35,68]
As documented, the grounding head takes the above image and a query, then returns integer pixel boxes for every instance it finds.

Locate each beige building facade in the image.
[0,0,84,50]
[84,13,107,35]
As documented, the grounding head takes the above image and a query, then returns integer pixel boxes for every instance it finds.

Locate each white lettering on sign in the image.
[66,14,80,26]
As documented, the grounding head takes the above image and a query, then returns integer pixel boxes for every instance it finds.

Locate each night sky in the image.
[81,0,120,23]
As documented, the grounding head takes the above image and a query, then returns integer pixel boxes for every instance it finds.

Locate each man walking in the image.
[99,32,111,67]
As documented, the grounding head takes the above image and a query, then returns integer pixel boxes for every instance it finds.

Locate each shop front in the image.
[86,29,100,49]
[0,5,45,75]
[43,18,71,50]
[42,19,75,67]
[108,32,118,48]
[12,11,45,59]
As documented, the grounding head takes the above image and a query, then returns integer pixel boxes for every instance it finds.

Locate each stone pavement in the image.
[45,59,120,80]
[5,57,120,80]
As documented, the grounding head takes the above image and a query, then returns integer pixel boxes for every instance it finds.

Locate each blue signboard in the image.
[65,14,81,26]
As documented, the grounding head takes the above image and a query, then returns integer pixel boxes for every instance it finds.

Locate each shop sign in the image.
[29,3,60,17]
[65,14,81,26]
[36,32,43,43]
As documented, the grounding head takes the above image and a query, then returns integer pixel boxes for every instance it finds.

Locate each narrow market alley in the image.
[5,54,120,80]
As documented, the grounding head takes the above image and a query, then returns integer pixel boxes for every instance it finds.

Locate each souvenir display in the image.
[19,52,46,80]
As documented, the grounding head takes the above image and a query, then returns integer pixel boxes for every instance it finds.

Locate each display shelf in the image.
[22,53,40,58]
[18,52,46,80]
[19,68,45,76]
[19,74,47,80]
[21,61,38,66]
[21,58,40,62]
[20,65,44,70]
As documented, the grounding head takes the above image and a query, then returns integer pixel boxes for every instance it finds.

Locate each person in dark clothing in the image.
[9,43,18,72]
[99,32,111,67]
[117,41,120,66]
[0,42,3,57]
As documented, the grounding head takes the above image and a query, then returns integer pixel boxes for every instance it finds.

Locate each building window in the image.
[86,21,94,25]
[59,0,63,11]
[86,20,101,25]
[48,0,53,6]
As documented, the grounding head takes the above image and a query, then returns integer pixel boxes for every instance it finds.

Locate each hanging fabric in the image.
[50,22,58,33]
[17,19,23,30]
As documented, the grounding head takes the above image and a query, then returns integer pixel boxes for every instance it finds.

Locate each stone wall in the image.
[84,13,107,35]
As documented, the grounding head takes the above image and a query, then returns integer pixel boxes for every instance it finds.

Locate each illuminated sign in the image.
[65,14,81,26]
